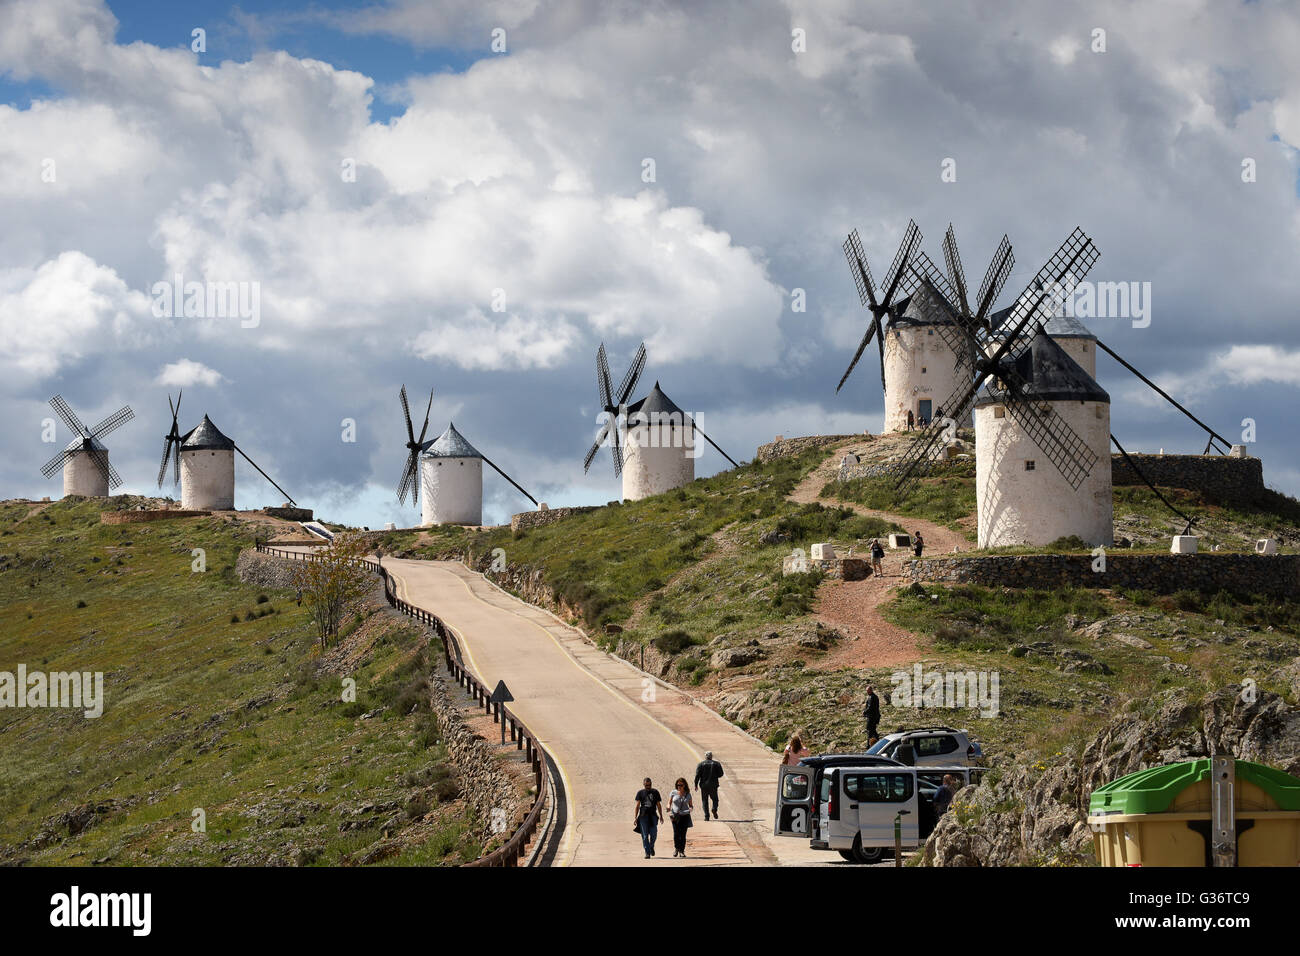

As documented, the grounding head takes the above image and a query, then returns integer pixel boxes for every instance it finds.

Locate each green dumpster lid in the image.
[1089,759,1300,816]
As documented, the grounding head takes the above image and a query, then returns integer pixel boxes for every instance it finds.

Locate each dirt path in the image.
[787,439,969,671]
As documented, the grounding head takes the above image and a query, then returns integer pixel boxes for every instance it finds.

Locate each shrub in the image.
[433,776,460,802]
[76,600,87,609]
[256,594,269,604]
[654,630,696,654]
[230,614,240,624]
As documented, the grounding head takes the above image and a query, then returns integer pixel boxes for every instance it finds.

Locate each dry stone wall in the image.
[755,434,859,463]
[510,506,599,532]
[1111,453,1264,506]
[906,553,1300,597]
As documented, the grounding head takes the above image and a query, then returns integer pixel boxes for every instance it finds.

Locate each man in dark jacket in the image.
[694,751,725,821]
[862,686,881,743]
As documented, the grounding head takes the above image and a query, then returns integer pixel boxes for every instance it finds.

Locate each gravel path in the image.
[786,438,970,671]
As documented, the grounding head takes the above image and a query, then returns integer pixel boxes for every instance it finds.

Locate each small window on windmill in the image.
[1095,405,1104,419]
[993,405,1005,419]
[927,329,934,336]
[921,366,927,374]
[1025,460,1036,471]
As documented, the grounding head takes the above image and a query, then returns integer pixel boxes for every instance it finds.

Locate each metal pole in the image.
[894,812,904,867]
[1211,756,1237,867]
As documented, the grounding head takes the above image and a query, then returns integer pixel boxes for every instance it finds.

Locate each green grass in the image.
[823,458,976,536]
[0,497,480,866]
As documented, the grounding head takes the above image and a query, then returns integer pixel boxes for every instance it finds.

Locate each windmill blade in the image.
[835,324,879,394]
[88,446,123,490]
[875,314,887,391]
[174,440,181,485]
[689,420,739,469]
[907,253,979,371]
[48,394,89,439]
[171,390,182,425]
[1004,228,1099,345]
[582,419,611,474]
[481,454,539,507]
[998,377,1098,490]
[416,388,434,446]
[157,440,174,488]
[843,229,879,309]
[611,413,624,477]
[396,452,418,505]
[597,343,614,410]
[235,444,296,507]
[975,235,1015,322]
[890,377,986,495]
[88,405,135,441]
[40,447,74,479]
[615,342,647,406]
[879,219,922,306]
[942,224,972,317]
[399,385,415,444]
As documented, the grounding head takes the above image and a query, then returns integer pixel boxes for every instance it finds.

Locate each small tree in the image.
[293,533,372,650]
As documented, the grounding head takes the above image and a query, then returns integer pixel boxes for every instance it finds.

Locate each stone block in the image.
[811,542,835,560]
[1170,536,1199,554]
[1256,538,1279,555]
[889,533,912,549]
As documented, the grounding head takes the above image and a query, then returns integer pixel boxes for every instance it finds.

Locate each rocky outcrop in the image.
[922,685,1300,866]
[755,434,860,463]
[511,506,599,532]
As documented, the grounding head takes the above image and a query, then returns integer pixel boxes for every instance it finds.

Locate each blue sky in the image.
[2,0,1299,529]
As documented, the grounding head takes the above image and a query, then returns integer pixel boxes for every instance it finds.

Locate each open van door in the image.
[774,764,815,837]
[846,770,920,852]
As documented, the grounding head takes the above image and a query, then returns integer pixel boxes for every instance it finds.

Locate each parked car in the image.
[775,761,984,863]
[866,726,984,767]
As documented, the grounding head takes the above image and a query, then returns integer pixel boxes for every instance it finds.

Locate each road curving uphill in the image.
[383,558,827,867]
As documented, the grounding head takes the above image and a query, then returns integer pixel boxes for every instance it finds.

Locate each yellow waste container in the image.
[1088,758,1300,867]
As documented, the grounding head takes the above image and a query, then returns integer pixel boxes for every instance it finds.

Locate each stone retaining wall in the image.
[755,434,860,463]
[1111,453,1264,505]
[906,553,1300,597]
[510,506,599,533]
[235,550,301,590]
[425,649,529,845]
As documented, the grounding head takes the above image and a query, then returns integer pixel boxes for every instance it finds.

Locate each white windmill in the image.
[40,395,135,498]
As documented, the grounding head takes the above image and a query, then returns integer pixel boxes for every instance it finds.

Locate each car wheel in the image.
[837,850,856,862]
[851,835,884,864]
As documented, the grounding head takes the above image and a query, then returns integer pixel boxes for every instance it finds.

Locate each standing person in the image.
[870,539,885,577]
[933,774,957,816]
[668,778,694,857]
[633,777,664,859]
[694,751,724,821]
[906,409,915,431]
[895,737,916,766]
[863,685,881,744]
[781,734,811,766]
[912,531,924,558]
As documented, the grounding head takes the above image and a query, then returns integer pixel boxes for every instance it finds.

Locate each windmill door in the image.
[917,400,932,424]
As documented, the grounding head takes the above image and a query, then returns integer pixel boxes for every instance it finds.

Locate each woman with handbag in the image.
[668,777,694,858]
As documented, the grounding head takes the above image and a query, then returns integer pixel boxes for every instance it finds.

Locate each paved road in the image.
[382,558,828,867]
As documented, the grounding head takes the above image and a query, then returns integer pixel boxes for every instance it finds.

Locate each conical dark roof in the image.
[626,382,690,423]
[890,278,961,329]
[421,422,483,459]
[989,303,1096,340]
[180,414,235,450]
[976,327,1109,407]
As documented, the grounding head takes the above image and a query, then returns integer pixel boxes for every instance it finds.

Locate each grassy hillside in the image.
[364,440,1300,775]
[0,497,479,866]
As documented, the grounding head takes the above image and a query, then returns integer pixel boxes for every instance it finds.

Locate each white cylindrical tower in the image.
[881,283,973,433]
[420,423,485,526]
[180,415,236,510]
[621,382,695,501]
[63,442,109,497]
[974,332,1112,548]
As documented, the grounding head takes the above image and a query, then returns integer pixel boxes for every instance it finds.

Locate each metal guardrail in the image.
[254,540,551,868]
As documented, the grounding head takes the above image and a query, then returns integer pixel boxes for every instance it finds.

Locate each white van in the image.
[775,761,983,863]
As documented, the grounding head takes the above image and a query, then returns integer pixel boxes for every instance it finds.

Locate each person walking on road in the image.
[870,539,885,577]
[669,778,694,857]
[863,685,881,744]
[694,751,724,821]
[781,734,811,766]
[634,777,664,859]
